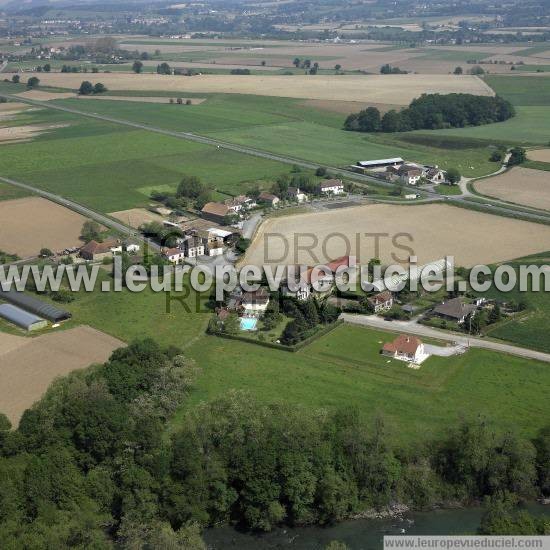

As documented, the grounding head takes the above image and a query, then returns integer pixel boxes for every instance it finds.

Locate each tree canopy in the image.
[344,93,515,133]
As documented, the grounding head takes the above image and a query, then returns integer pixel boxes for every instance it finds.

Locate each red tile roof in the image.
[382,334,422,355]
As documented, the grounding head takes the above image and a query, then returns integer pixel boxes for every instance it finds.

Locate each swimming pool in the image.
[240,317,258,331]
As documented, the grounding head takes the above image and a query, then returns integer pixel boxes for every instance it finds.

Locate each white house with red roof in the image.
[382,334,430,365]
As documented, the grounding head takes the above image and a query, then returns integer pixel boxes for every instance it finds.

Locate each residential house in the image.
[201,202,233,224]
[197,227,231,257]
[224,195,256,212]
[181,235,205,258]
[398,165,423,185]
[425,167,446,183]
[367,290,393,313]
[163,247,186,264]
[258,192,280,207]
[386,164,423,185]
[287,186,308,203]
[318,179,344,195]
[123,238,141,254]
[433,297,477,324]
[382,334,429,364]
[79,239,119,261]
[282,256,355,300]
[241,288,270,313]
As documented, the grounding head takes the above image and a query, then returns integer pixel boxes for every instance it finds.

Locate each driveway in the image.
[340,313,550,363]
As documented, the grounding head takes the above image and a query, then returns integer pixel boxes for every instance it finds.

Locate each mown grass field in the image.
[412,106,550,145]
[484,75,550,106]
[53,94,497,176]
[0,105,289,211]
[0,182,30,201]
[171,324,550,444]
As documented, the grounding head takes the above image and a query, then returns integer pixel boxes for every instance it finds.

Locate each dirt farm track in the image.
[0,326,124,425]
[245,203,550,268]
[28,73,493,105]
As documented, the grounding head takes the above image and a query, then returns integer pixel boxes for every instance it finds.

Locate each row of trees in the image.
[344,93,515,133]
[0,338,548,545]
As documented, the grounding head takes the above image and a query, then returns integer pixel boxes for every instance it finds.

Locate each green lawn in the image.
[484,75,550,106]
[0,107,289,212]
[411,106,550,145]
[47,94,496,176]
[172,324,550,444]
[434,184,463,195]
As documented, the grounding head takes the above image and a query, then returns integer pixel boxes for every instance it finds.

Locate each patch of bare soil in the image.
[0,326,124,425]
[0,197,88,258]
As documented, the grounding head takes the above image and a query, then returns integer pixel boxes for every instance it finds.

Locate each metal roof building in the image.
[0,289,71,322]
[0,304,48,331]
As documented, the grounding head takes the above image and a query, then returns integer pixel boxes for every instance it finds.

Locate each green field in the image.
[4,264,550,446]
[0,182,30,201]
[171,324,550,443]
[484,75,550,106]
[0,106,289,211]
[411,106,550,145]
[52,94,497,176]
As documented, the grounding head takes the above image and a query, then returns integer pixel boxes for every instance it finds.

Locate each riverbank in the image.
[204,503,550,549]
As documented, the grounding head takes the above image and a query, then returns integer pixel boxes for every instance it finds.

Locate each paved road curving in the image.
[340,313,550,363]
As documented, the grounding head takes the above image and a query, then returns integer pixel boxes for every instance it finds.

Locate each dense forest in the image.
[344,94,515,133]
[0,339,549,547]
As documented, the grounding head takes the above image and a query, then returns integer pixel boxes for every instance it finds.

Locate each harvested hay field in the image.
[0,102,30,114]
[300,98,401,114]
[245,203,550,268]
[474,167,550,210]
[79,95,206,104]
[528,148,550,162]
[0,326,123,425]
[0,122,67,144]
[0,197,89,257]
[29,73,494,105]
[110,207,166,229]
[15,90,76,101]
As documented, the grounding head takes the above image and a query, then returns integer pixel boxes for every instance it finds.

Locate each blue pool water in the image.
[240,317,258,331]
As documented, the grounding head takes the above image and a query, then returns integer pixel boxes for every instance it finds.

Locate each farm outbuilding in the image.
[0,304,48,331]
[0,289,71,322]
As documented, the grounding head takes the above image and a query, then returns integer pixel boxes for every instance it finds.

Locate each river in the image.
[204,503,550,549]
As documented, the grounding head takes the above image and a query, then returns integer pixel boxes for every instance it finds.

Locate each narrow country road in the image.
[340,313,550,364]
[2,90,550,224]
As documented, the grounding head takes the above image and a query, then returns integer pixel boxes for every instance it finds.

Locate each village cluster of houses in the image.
[200,180,345,225]
[350,157,448,186]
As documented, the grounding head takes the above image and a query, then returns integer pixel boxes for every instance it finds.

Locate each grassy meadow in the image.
[0,105,289,211]
[172,324,550,444]
[53,93,498,176]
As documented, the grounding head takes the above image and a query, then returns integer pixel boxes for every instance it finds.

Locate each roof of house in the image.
[80,239,118,256]
[225,195,252,207]
[241,288,270,305]
[319,178,343,189]
[382,334,422,355]
[258,191,279,201]
[368,290,393,305]
[433,297,476,320]
[398,165,423,176]
[201,202,230,217]
[164,247,184,257]
[426,167,444,177]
